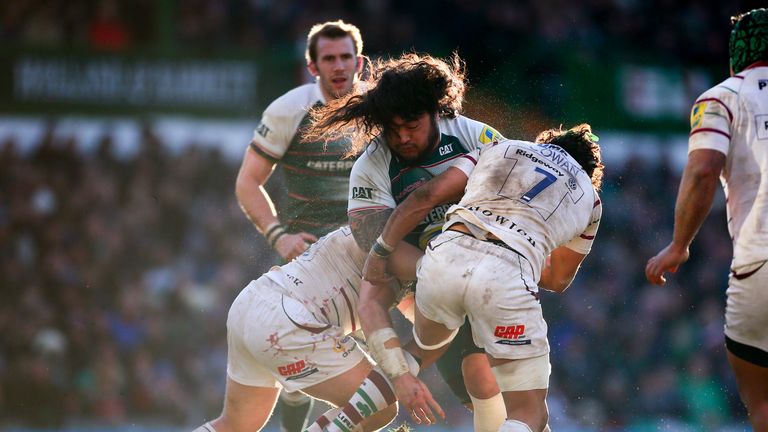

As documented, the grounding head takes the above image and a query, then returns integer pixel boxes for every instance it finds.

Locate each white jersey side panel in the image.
[446,140,601,282]
[265,226,367,335]
[250,83,325,159]
[734,65,768,265]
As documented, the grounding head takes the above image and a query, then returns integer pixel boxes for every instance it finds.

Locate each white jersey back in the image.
[446,140,601,282]
[687,65,767,266]
[265,226,367,335]
[735,64,768,265]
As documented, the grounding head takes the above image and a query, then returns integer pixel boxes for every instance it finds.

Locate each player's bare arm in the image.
[539,246,588,293]
[646,149,725,284]
[349,207,393,250]
[362,167,468,284]
[235,146,318,261]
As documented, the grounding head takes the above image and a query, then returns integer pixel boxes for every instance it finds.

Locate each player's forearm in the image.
[671,155,722,250]
[235,177,280,233]
[381,167,467,248]
[349,208,394,251]
[358,280,397,336]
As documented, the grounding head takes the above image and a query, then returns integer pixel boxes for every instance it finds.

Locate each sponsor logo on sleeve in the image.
[494,324,532,346]
[278,359,319,380]
[255,121,271,139]
[479,125,502,144]
[690,101,707,129]
[351,186,374,200]
[759,79,768,91]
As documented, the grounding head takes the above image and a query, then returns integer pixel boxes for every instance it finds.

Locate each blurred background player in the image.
[361,125,604,432]
[646,8,768,431]
[234,20,364,432]
[303,52,506,432]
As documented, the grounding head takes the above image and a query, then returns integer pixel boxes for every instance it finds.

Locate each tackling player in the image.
[303,52,507,432]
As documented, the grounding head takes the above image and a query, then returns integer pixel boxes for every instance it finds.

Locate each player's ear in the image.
[307,61,319,78]
[355,56,363,74]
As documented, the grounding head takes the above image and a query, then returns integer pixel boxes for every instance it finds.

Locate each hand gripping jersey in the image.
[348,115,503,246]
[265,226,368,336]
[688,63,768,267]
[445,140,602,283]
[250,82,358,237]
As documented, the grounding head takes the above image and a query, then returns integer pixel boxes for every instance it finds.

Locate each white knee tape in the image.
[499,419,534,432]
[470,392,506,432]
[491,354,550,392]
[412,325,459,351]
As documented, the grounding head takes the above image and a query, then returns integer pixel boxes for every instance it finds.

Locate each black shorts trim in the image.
[725,335,768,367]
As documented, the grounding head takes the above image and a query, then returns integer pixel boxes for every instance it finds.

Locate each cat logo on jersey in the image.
[690,101,707,129]
[479,125,502,144]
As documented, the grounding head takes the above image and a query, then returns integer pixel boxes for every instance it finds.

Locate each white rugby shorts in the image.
[416,231,550,360]
[226,276,366,392]
[726,260,768,356]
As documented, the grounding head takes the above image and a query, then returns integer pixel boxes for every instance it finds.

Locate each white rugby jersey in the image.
[348,115,502,246]
[265,226,367,336]
[445,140,602,283]
[688,63,768,267]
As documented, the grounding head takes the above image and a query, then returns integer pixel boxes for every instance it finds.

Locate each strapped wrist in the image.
[368,328,413,380]
[264,222,287,248]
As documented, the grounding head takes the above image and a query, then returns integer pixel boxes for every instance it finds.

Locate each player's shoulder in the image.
[439,115,504,146]
[264,82,323,117]
[358,136,391,163]
[695,75,743,105]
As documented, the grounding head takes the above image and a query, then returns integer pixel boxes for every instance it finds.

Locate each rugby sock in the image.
[469,392,506,432]
[303,407,345,432]
[191,421,216,432]
[306,368,398,432]
[280,390,314,432]
[498,419,534,432]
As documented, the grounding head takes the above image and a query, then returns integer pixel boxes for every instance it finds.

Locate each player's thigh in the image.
[727,350,768,402]
[216,377,280,432]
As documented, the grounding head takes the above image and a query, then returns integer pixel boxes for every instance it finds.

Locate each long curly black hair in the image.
[305,52,467,157]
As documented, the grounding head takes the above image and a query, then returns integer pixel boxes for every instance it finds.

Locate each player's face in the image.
[385,113,439,162]
[308,36,362,100]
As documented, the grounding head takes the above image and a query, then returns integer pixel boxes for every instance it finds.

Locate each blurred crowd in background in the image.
[0,0,762,431]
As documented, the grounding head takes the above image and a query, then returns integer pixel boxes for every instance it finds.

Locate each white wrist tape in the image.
[367,328,410,380]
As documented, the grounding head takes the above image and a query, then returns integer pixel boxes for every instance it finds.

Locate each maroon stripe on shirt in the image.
[580,234,595,240]
[690,128,731,139]
[340,287,357,332]
[594,198,601,208]
[695,97,733,122]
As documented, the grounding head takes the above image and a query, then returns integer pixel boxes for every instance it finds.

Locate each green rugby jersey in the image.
[251,82,357,237]
[348,115,503,247]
